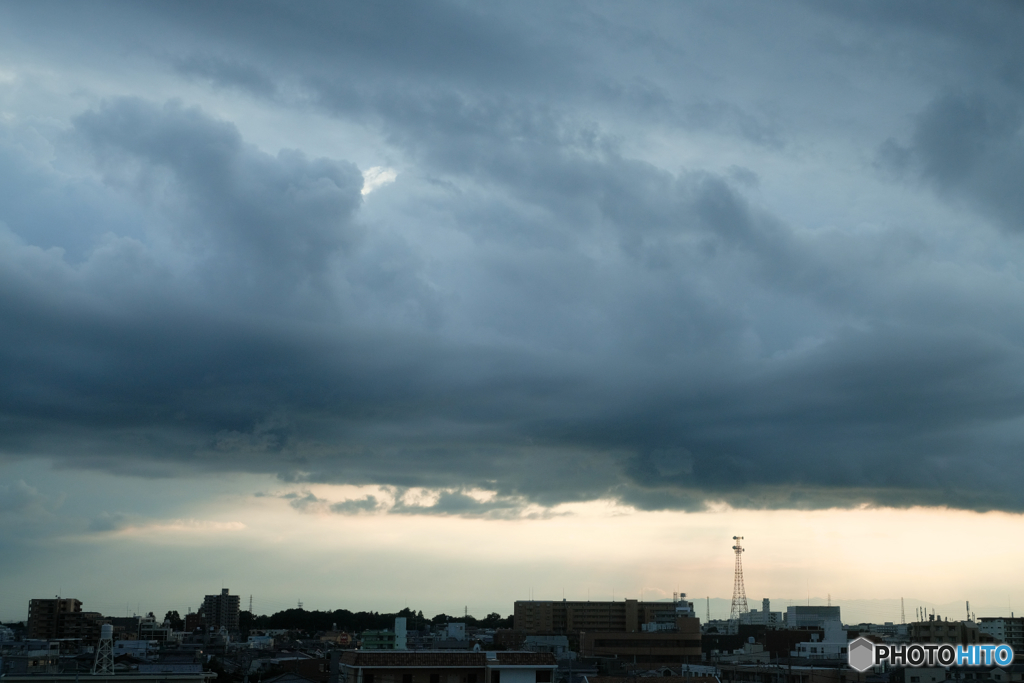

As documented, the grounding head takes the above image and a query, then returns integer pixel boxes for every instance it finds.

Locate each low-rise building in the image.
[139,614,174,643]
[785,607,840,630]
[717,662,870,683]
[580,618,702,665]
[515,598,694,635]
[362,618,409,651]
[740,600,782,628]
[521,636,571,659]
[909,619,985,646]
[333,650,557,683]
[792,621,848,660]
[113,640,159,658]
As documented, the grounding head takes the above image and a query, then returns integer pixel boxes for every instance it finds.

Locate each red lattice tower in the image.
[729,536,748,620]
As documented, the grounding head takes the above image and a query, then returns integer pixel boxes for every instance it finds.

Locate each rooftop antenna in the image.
[298,600,303,610]
[901,598,905,624]
[730,536,748,620]
[827,594,831,607]
[966,601,970,622]
[706,597,710,623]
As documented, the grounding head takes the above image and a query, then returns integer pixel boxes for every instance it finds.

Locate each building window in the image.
[492,673,500,683]
[537,673,552,683]
[468,675,478,683]
[404,675,413,683]
[431,675,440,683]
[910,677,919,682]
[365,676,375,683]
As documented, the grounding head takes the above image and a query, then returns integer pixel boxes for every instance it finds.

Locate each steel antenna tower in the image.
[729,536,748,620]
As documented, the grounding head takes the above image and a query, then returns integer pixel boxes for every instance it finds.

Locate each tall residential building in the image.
[202,589,240,632]
[514,599,694,634]
[978,617,1024,652]
[26,598,105,643]
[28,599,82,639]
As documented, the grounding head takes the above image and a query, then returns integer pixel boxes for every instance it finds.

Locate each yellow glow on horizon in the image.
[120,482,1024,616]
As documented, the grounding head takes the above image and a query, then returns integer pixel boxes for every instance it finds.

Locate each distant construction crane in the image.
[730,536,748,620]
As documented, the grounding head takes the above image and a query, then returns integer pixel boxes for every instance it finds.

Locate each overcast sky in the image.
[3,0,1024,623]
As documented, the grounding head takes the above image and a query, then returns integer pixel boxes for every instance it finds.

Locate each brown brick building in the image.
[514,600,688,635]
[26,599,103,643]
[580,619,702,664]
[27,599,82,639]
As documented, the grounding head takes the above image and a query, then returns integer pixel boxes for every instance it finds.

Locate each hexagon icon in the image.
[847,637,875,672]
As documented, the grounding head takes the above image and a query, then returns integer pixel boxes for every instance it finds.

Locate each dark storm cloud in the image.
[389,489,535,520]
[275,488,548,520]
[174,55,279,99]
[87,512,133,533]
[879,91,1024,231]
[72,98,364,276]
[0,481,48,515]
[330,496,382,515]
[2,1,1024,514]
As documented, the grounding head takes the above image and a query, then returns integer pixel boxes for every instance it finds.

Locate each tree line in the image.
[174,607,513,636]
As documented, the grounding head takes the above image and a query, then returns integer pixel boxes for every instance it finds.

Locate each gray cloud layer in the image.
[2,1,1024,513]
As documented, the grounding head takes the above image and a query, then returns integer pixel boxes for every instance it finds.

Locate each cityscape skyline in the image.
[4,589,1020,633]
[3,0,1024,631]
[3,486,1024,623]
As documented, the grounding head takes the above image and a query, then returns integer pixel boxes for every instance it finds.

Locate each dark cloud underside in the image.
[1,1,1024,513]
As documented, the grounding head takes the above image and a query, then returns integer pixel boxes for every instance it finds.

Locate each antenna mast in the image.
[729,536,748,620]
